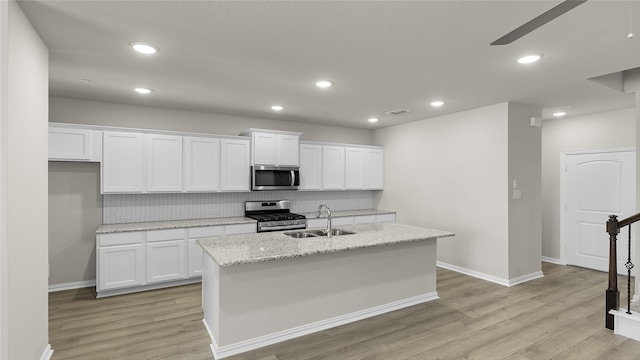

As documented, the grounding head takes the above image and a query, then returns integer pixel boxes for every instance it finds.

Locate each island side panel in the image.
[203,254,221,345]
[212,239,437,348]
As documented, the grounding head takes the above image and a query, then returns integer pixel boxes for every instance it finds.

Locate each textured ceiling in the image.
[17,0,640,129]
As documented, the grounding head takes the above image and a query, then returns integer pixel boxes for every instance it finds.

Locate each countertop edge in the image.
[197,223,454,267]
[95,209,396,234]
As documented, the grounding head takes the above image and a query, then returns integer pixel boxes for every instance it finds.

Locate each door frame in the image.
[560,147,636,267]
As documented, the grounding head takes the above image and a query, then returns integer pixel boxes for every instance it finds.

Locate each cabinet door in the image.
[300,144,322,190]
[187,226,223,277]
[365,148,384,190]
[221,139,250,191]
[345,147,365,189]
[188,239,204,277]
[146,239,186,283]
[322,146,345,190]
[185,137,220,192]
[225,223,257,235]
[98,244,145,291]
[252,132,277,165]
[276,134,300,166]
[102,131,144,193]
[146,134,183,192]
[48,127,93,161]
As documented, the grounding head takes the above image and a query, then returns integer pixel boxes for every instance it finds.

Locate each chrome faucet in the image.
[315,203,332,238]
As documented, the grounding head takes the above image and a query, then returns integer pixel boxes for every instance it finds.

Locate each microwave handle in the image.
[291,170,296,187]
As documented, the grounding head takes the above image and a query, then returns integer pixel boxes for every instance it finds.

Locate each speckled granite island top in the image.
[197,222,454,266]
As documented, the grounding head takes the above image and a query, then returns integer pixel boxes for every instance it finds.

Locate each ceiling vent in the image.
[385,109,411,115]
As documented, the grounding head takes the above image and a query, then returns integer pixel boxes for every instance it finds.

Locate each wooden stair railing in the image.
[606,213,640,330]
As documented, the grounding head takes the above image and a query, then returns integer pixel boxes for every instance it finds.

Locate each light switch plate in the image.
[513,190,522,199]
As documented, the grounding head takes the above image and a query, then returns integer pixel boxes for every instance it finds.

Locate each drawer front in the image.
[98,232,144,247]
[354,215,377,224]
[188,226,223,239]
[306,218,326,229]
[376,213,396,223]
[225,223,257,235]
[332,217,354,226]
[147,228,185,242]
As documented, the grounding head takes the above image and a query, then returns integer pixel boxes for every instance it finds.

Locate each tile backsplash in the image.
[103,191,374,224]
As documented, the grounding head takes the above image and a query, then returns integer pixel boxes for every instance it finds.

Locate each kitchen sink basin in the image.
[284,231,320,238]
[284,228,355,238]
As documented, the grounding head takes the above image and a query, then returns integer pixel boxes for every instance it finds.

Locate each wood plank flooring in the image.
[49,263,640,359]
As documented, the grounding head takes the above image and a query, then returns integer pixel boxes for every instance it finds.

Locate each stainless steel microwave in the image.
[251,165,300,191]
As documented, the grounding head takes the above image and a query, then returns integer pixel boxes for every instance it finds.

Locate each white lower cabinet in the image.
[187,226,224,277]
[146,229,187,283]
[97,232,145,291]
[97,223,256,296]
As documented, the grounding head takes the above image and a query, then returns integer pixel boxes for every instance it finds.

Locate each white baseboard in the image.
[437,261,543,287]
[542,256,564,265]
[610,309,640,341]
[96,278,201,298]
[205,292,439,359]
[48,280,96,292]
[40,344,53,360]
[508,271,544,286]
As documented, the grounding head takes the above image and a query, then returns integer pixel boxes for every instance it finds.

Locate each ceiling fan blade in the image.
[490,0,588,45]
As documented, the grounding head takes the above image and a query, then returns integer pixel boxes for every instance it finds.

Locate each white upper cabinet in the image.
[220,138,250,191]
[322,146,345,190]
[345,147,365,190]
[276,134,300,166]
[146,134,183,192]
[302,141,384,191]
[251,132,277,165]
[102,131,145,193]
[365,148,384,190]
[299,143,322,190]
[241,129,302,166]
[184,137,220,192]
[48,124,101,162]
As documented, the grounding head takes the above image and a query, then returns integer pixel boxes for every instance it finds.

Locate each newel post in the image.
[606,215,620,330]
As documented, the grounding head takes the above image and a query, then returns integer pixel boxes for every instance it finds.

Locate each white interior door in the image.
[564,149,636,274]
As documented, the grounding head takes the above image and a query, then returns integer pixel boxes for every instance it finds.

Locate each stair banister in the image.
[606,212,640,330]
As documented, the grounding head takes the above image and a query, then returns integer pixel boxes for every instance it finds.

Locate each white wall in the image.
[1,1,50,358]
[48,162,102,286]
[507,103,542,280]
[374,102,542,283]
[541,108,636,261]
[50,97,374,145]
[374,103,511,280]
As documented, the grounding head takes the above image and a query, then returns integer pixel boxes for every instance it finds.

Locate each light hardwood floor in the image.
[49,263,640,360]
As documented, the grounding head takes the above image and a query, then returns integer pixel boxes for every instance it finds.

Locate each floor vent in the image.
[385,109,411,115]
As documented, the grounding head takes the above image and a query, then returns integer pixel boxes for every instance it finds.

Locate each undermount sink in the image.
[284,228,355,238]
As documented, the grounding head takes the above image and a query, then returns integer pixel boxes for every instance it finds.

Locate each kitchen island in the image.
[197,222,454,359]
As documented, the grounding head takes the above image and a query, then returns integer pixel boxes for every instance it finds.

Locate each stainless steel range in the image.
[245,200,306,232]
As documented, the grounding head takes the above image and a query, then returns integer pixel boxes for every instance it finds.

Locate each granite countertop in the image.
[96,217,255,234]
[300,209,395,219]
[95,209,396,234]
[197,222,454,266]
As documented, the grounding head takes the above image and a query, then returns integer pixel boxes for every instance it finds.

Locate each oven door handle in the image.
[291,170,296,187]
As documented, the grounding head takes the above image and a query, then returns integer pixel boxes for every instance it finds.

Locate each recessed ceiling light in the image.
[271,105,284,111]
[552,111,567,117]
[315,80,333,88]
[134,87,153,94]
[430,100,445,107]
[368,118,379,123]
[516,53,543,64]
[130,42,159,55]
